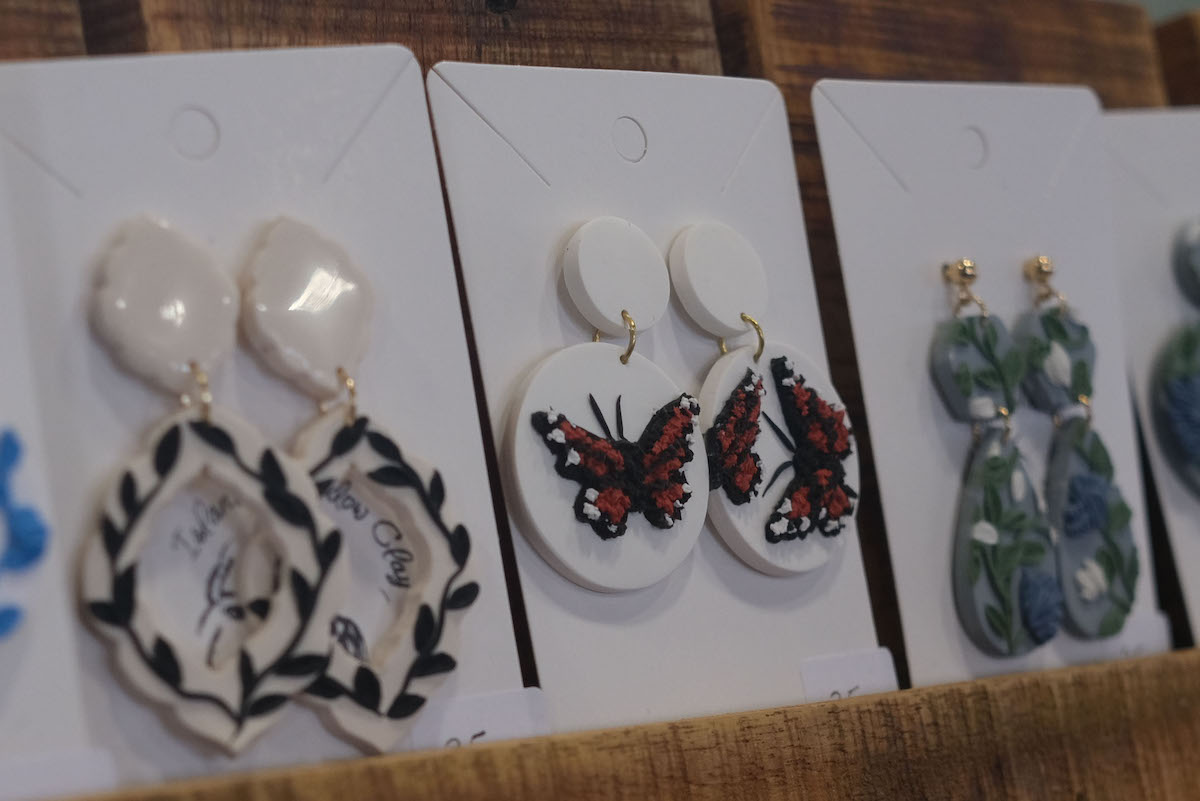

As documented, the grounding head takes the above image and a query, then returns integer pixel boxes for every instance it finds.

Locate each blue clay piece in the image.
[930,315,1023,422]
[1015,308,1095,414]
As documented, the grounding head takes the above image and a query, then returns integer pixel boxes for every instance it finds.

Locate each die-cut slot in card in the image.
[1106,109,1200,635]
[0,45,521,787]
[813,79,1165,687]
[429,62,883,732]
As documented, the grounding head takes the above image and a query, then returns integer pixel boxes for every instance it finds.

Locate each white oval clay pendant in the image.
[508,342,707,592]
[79,407,349,752]
[699,342,858,576]
[290,407,478,753]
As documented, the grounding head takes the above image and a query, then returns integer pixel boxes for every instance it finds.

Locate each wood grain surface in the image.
[713,0,1172,685]
[1157,11,1200,105]
[71,648,1200,801]
[76,0,722,74]
[0,0,84,58]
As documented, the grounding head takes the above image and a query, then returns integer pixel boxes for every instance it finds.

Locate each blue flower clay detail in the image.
[1063,473,1109,539]
[0,428,49,639]
[1166,374,1200,464]
[1018,569,1063,646]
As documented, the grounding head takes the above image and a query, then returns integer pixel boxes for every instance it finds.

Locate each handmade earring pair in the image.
[933,257,1137,659]
[1152,220,1200,494]
[510,217,857,592]
[81,217,476,753]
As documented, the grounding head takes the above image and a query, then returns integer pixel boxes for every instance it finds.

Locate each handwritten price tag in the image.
[408,687,548,751]
[798,647,898,703]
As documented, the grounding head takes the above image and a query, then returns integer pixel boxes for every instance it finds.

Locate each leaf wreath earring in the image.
[0,428,49,639]
[240,218,479,753]
[668,222,857,577]
[507,216,706,593]
[1017,255,1137,639]
[932,259,1061,657]
[80,217,348,753]
[1152,220,1200,494]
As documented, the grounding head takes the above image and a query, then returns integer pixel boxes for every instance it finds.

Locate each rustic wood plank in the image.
[77,0,722,74]
[0,0,85,59]
[75,649,1200,801]
[1157,11,1200,106]
[713,0,1172,686]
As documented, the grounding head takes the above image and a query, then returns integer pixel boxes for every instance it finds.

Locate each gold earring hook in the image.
[942,259,989,317]
[336,366,357,425]
[1023,254,1068,313]
[619,309,637,364]
[740,312,765,362]
[182,361,213,422]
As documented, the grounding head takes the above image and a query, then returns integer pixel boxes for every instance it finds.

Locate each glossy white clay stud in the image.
[669,222,768,338]
[563,216,670,336]
[242,218,374,400]
[91,217,238,395]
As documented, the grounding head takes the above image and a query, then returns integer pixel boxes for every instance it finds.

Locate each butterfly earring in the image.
[668,222,857,577]
[932,259,1061,657]
[80,217,348,752]
[1017,256,1137,639]
[240,218,478,753]
[1153,219,1200,494]
[508,216,706,593]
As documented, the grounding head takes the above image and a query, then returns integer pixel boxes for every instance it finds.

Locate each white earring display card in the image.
[0,45,521,788]
[430,62,888,732]
[814,80,1167,688]
[1106,109,1200,633]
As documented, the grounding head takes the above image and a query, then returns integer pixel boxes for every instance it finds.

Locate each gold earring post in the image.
[1023,254,1068,312]
[942,258,989,317]
[336,366,357,425]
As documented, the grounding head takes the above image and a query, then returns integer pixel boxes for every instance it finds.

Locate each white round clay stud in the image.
[91,217,238,395]
[562,217,670,337]
[668,222,768,339]
[79,406,349,753]
[290,407,477,753]
[242,218,374,401]
[508,342,708,592]
[698,343,858,577]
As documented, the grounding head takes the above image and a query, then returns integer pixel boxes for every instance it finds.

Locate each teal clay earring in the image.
[1152,220,1200,494]
[932,259,1061,657]
[1016,256,1137,640]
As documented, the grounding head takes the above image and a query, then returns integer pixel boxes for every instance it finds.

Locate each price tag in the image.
[798,647,898,703]
[408,687,549,751]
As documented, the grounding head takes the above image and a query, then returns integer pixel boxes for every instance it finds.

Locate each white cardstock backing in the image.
[0,46,521,788]
[429,62,882,731]
[813,80,1165,687]
[1106,109,1200,632]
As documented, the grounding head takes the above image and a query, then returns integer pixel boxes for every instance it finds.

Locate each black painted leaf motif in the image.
[449,525,470,567]
[150,637,181,687]
[352,666,382,711]
[239,650,255,701]
[428,471,445,512]
[266,488,314,531]
[315,478,333,496]
[290,569,315,619]
[387,693,425,719]
[154,426,181,477]
[414,603,436,654]
[367,430,402,463]
[331,417,368,458]
[412,652,457,677]
[446,582,480,610]
[246,694,289,717]
[120,472,138,517]
[112,565,136,624]
[276,653,330,677]
[189,421,236,455]
[368,465,416,487]
[260,449,286,489]
[307,675,345,699]
[318,531,342,571]
[101,515,123,561]
[87,601,125,626]
[247,598,271,618]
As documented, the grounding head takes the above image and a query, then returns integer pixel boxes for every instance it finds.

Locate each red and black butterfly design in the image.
[531,393,700,540]
[705,368,765,505]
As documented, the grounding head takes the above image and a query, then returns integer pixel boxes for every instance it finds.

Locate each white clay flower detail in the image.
[1010,468,1026,503]
[968,395,997,421]
[1044,341,1072,388]
[1075,557,1108,602]
[971,521,999,546]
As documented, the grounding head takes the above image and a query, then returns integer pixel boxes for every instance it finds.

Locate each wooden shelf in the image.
[1157,11,1200,106]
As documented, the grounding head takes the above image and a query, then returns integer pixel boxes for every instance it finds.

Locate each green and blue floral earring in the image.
[1017,255,1137,640]
[932,259,1061,657]
[1152,221,1200,494]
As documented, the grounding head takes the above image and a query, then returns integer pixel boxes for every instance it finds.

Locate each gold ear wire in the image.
[182,361,213,422]
[619,309,637,365]
[942,259,989,317]
[1023,254,1068,313]
[717,312,766,361]
[335,366,357,425]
